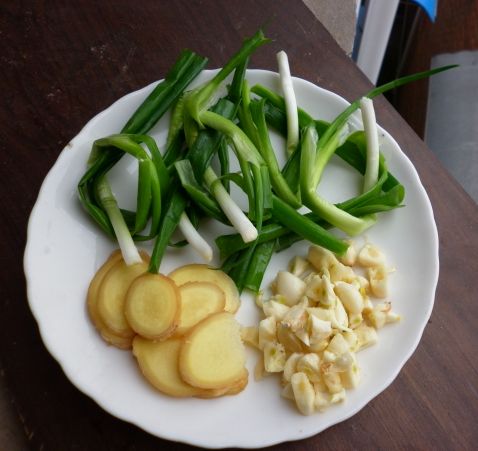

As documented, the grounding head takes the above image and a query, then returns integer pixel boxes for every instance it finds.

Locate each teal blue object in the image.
[411,0,437,21]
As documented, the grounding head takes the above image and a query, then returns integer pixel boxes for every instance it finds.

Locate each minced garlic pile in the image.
[242,241,400,415]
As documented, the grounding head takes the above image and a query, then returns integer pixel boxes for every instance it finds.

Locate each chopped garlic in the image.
[296,353,322,383]
[330,388,346,404]
[255,291,264,308]
[241,326,259,349]
[258,317,277,349]
[334,352,354,371]
[277,322,304,353]
[348,312,363,329]
[386,311,401,324]
[334,298,349,329]
[308,315,332,344]
[281,382,295,400]
[251,241,399,416]
[322,370,343,394]
[329,262,356,283]
[335,281,364,314]
[338,240,357,266]
[308,339,329,353]
[263,300,290,321]
[291,372,316,415]
[308,245,338,271]
[306,274,336,307]
[307,307,334,322]
[314,389,330,411]
[355,324,378,350]
[358,243,386,267]
[263,342,286,372]
[342,330,359,352]
[295,327,310,346]
[281,302,308,333]
[368,265,388,298]
[355,275,370,293]
[340,355,360,389]
[274,271,307,306]
[366,302,392,329]
[327,333,350,357]
[362,295,374,313]
[323,350,337,363]
[283,352,304,382]
[288,256,311,278]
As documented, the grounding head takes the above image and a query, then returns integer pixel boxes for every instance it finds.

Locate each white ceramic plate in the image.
[24,70,439,448]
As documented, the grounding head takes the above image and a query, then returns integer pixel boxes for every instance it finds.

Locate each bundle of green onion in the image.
[78,29,455,293]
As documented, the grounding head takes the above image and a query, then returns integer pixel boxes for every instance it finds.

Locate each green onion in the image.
[237,80,260,149]
[249,98,300,208]
[184,29,269,127]
[177,212,213,262]
[300,125,376,236]
[216,222,289,261]
[174,160,227,222]
[276,51,299,156]
[94,175,142,265]
[271,195,349,255]
[244,240,276,292]
[204,167,258,243]
[122,50,207,135]
[198,109,269,232]
[186,99,236,181]
[149,190,187,274]
[250,84,315,126]
[79,28,456,291]
[78,49,207,266]
[360,97,379,192]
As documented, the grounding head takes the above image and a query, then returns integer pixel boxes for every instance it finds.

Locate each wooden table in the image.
[1,1,477,449]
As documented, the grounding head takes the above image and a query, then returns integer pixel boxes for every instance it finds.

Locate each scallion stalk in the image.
[300,125,376,236]
[184,29,269,127]
[360,97,380,192]
[249,99,300,208]
[95,175,142,265]
[277,51,299,156]
[203,167,258,243]
[271,195,349,255]
[177,212,213,262]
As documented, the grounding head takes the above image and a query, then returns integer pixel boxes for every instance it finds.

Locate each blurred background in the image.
[305,0,478,203]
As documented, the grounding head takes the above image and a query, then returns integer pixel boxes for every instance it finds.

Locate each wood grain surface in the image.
[0,1,477,450]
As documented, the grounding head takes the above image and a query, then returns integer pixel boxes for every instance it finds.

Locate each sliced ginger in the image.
[96,254,149,338]
[198,369,249,398]
[179,312,247,390]
[87,250,133,349]
[133,337,204,397]
[169,264,240,313]
[125,273,180,340]
[174,282,226,336]
[88,255,248,399]
[133,336,248,398]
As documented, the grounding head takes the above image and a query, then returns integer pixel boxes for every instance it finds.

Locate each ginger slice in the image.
[87,250,132,349]
[174,282,226,336]
[133,337,203,397]
[125,273,179,340]
[96,255,149,338]
[169,264,240,313]
[179,312,247,390]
